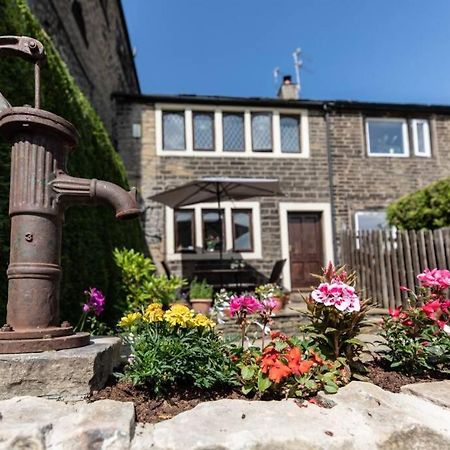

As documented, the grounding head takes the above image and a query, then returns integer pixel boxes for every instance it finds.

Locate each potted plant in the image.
[255,283,288,311]
[189,278,214,315]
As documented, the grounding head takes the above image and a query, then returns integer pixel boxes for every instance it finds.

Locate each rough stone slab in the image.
[0,337,121,401]
[401,380,450,409]
[132,381,450,450]
[0,396,134,450]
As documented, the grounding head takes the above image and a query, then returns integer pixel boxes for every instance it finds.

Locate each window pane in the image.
[356,212,388,231]
[232,210,253,252]
[193,113,214,150]
[280,115,300,153]
[367,120,405,155]
[251,113,272,151]
[175,210,194,251]
[223,113,245,151]
[163,112,185,150]
[416,122,426,154]
[202,209,224,252]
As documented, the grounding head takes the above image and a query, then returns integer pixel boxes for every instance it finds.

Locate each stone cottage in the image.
[113,81,450,291]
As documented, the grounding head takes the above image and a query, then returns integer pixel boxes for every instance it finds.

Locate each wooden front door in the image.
[288,212,324,288]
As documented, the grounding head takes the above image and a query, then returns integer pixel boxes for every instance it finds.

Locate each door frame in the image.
[279,202,334,291]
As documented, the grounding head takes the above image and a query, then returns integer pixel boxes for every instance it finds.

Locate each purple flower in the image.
[82,287,105,316]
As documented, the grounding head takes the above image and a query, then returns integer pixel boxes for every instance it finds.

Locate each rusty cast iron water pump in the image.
[0,36,140,353]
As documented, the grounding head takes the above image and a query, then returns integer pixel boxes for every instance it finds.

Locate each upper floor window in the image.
[251,113,272,152]
[193,112,214,151]
[163,111,185,150]
[366,117,432,158]
[366,118,409,157]
[223,113,245,152]
[156,106,310,158]
[412,119,431,157]
[280,115,301,153]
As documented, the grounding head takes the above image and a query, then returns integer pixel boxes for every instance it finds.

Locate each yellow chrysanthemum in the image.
[118,312,142,328]
[164,304,194,328]
[191,314,215,329]
[143,303,164,323]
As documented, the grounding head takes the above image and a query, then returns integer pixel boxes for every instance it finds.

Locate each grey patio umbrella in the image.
[150,177,283,259]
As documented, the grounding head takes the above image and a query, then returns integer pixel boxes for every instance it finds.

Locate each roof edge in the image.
[112,92,450,114]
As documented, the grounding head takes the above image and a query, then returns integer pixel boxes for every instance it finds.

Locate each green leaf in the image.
[352,373,369,382]
[241,385,253,395]
[324,382,339,394]
[274,340,288,352]
[257,372,272,392]
[324,327,337,333]
[241,366,255,381]
[304,379,318,390]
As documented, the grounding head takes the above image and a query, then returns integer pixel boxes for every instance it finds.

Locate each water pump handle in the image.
[0,36,45,109]
[0,36,45,62]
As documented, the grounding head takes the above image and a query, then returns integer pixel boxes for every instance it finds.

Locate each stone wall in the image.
[27,0,139,134]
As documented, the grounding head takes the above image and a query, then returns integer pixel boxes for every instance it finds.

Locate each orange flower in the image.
[309,349,325,365]
[287,346,314,375]
[267,360,291,383]
[260,346,278,374]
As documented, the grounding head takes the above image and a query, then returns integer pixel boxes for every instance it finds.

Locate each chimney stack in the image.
[277,75,299,100]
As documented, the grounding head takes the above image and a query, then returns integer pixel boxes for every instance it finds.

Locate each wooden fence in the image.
[340,228,450,308]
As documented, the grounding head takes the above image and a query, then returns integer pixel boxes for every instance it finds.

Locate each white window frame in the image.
[165,201,262,261]
[411,119,431,157]
[155,103,310,158]
[365,118,410,157]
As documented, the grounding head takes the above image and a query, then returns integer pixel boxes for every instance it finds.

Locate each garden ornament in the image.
[0,36,140,353]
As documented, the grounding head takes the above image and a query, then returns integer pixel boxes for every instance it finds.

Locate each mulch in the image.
[90,359,449,423]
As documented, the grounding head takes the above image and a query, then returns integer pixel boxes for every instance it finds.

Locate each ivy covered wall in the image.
[0,0,146,325]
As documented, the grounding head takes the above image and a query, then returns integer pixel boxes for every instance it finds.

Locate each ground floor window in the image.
[354,211,389,232]
[167,201,261,260]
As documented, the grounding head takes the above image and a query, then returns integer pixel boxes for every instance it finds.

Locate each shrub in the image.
[300,262,372,365]
[118,303,236,395]
[380,268,450,374]
[0,0,146,325]
[113,248,186,309]
[234,332,350,398]
[387,177,450,229]
[189,278,213,299]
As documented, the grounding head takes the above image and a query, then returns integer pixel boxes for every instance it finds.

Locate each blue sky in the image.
[123,0,450,104]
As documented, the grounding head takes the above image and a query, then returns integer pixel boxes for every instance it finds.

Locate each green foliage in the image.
[0,0,146,324]
[113,248,186,309]
[300,264,372,365]
[387,177,450,229]
[380,308,450,374]
[234,335,350,399]
[189,278,213,299]
[119,305,236,396]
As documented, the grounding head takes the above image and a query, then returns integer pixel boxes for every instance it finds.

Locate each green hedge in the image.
[387,178,450,230]
[0,0,146,325]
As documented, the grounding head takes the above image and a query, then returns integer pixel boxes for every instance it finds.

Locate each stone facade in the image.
[114,94,450,290]
[27,0,139,134]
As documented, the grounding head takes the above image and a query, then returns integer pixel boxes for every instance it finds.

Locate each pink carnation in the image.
[417,268,450,290]
[311,281,360,313]
[261,297,279,312]
[229,295,262,316]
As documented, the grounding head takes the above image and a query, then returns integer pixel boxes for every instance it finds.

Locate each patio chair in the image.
[268,259,286,285]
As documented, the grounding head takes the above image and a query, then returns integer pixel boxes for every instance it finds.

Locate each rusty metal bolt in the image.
[25,232,33,242]
[0,324,13,332]
[61,321,71,328]
[27,40,38,52]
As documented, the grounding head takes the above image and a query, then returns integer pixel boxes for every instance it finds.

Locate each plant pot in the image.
[190,298,212,315]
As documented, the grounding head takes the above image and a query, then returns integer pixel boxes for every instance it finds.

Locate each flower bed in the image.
[89,262,449,423]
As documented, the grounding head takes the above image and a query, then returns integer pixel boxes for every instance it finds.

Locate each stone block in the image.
[0,396,134,450]
[0,337,121,401]
[401,380,450,409]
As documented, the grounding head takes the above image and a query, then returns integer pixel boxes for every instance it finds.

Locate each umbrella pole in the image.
[216,182,223,262]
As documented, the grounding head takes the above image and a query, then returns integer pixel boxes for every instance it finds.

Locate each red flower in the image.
[388,306,402,319]
[287,347,314,375]
[270,331,288,341]
[309,349,325,365]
